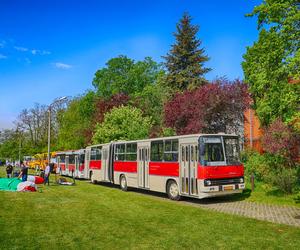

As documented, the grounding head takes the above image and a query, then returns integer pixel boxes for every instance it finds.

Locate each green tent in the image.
[0,178,22,191]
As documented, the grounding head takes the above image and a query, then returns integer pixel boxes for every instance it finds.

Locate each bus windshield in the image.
[199,136,240,166]
[223,137,240,165]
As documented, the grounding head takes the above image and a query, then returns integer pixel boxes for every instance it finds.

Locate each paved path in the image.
[96,183,300,227]
[183,199,300,227]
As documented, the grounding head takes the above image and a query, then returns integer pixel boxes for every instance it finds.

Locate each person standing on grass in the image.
[18,161,28,182]
[6,164,13,178]
[44,164,51,185]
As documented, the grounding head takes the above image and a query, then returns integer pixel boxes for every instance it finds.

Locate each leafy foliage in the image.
[92,56,164,98]
[92,106,153,144]
[262,119,299,164]
[131,81,170,127]
[163,12,210,92]
[242,150,270,181]
[242,149,299,194]
[242,0,300,126]
[93,93,130,124]
[57,91,95,149]
[0,129,22,160]
[267,167,298,195]
[164,79,250,135]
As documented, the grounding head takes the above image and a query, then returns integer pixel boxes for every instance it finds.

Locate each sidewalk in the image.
[193,200,300,227]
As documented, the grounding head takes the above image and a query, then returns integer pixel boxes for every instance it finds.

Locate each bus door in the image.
[137,144,150,189]
[57,156,61,174]
[85,149,91,179]
[65,156,69,176]
[179,144,198,196]
[102,145,110,182]
[75,155,79,177]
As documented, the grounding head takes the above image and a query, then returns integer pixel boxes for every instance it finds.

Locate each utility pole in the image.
[249,109,253,148]
[47,107,51,166]
[47,96,67,166]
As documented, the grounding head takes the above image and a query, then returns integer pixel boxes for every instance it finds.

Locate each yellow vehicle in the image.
[24,156,33,168]
[30,152,57,170]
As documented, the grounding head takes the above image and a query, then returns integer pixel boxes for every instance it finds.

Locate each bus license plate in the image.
[224,186,233,191]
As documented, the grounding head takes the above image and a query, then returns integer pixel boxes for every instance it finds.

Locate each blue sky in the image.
[0,0,260,129]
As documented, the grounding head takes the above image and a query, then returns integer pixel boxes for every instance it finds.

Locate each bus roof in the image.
[86,133,238,148]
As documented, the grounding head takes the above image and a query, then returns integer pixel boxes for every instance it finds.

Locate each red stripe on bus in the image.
[197,164,244,179]
[60,164,66,171]
[68,164,75,171]
[114,161,137,173]
[89,160,101,170]
[79,164,85,171]
[149,162,179,177]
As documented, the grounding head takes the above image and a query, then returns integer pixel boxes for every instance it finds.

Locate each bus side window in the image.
[151,141,163,161]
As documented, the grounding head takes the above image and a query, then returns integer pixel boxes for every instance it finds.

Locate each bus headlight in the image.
[239,177,244,183]
[204,180,212,186]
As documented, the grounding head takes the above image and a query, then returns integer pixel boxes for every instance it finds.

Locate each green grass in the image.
[242,179,300,207]
[211,177,300,208]
[0,167,299,249]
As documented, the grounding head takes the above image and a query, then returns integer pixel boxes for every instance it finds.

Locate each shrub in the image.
[242,149,300,194]
[266,168,298,195]
[242,150,270,181]
[262,119,299,165]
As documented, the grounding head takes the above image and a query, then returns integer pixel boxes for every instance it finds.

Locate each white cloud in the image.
[13,46,51,56]
[41,50,51,55]
[14,46,29,52]
[53,62,72,69]
[31,49,51,55]
[0,54,7,59]
[25,58,31,64]
[0,40,6,48]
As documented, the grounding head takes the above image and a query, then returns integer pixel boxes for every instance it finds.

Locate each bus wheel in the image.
[120,175,128,191]
[90,172,96,184]
[167,180,180,201]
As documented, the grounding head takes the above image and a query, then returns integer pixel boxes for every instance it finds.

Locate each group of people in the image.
[5,161,51,185]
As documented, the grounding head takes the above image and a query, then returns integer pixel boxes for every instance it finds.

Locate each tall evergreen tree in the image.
[164,12,210,92]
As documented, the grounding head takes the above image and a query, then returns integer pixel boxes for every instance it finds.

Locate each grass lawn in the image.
[242,178,300,207]
[0,167,299,249]
[210,177,300,208]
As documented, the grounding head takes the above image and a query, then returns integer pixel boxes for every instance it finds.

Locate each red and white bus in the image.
[85,133,245,200]
[56,149,86,178]
[85,143,113,181]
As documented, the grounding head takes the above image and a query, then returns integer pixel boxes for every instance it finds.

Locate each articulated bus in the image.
[56,149,86,178]
[85,133,245,200]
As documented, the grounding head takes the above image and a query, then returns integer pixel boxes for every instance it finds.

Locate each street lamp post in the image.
[47,96,67,166]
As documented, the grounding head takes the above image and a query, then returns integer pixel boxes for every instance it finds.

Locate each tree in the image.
[17,104,48,149]
[92,56,164,98]
[0,129,20,160]
[93,93,130,124]
[262,118,299,165]
[92,106,153,144]
[260,119,300,194]
[164,80,250,136]
[57,91,95,149]
[131,81,169,127]
[242,0,300,126]
[163,12,210,92]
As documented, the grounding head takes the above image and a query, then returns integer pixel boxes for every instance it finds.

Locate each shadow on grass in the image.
[181,188,252,206]
[265,189,286,197]
[91,181,252,205]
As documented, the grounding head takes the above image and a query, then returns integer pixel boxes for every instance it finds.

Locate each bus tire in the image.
[167,180,180,201]
[120,175,128,191]
[90,172,96,184]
